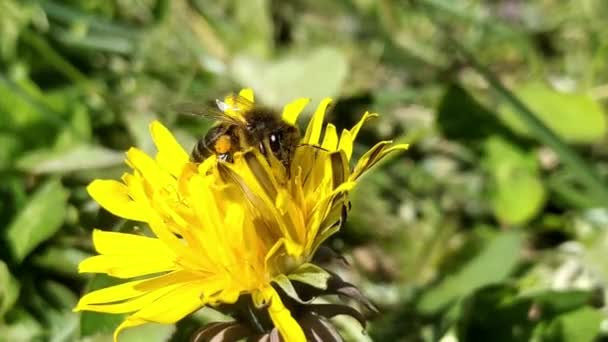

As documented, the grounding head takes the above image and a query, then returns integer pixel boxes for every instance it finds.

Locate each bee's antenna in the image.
[297,143,329,152]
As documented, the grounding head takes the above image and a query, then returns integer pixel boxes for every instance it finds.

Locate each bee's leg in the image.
[257,141,268,158]
[218,153,233,163]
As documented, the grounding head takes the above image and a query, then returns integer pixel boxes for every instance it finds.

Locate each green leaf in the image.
[31,246,89,277]
[0,176,27,225]
[456,285,598,342]
[6,178,68,262]
[1,308,44,341]
[233,0,273,57]
[540,307,602,342]
[80,275,126,337]
[499,83,606,144]
[37,281,80,342]
[287,263,331,289]
[0,78,44,130]
[17,145,124,174]
[436,84,512,143]
[0,260,20,317]
[417,231,523,314]
[0,0,38,60]
[80,312,125,339]
[0,132,23,171]
[440,36,608,205]
[456,285,528,342]
[46,308,80,342]
[231,46,348,108]
[523,290,593,317]
[39,1,140,38]
[273,274,308,303]
[492,171,545,225]
[54,104,92,149]
[482,136,546,225]
[121,323,176,342]
[81,324,176,342]
[42,280,77,309]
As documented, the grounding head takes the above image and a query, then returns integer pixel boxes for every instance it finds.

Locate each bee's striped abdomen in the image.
[191,137,213,163]
[191,125,237,163]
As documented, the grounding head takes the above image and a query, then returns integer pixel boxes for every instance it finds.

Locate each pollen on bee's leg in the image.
[214,135,232,154]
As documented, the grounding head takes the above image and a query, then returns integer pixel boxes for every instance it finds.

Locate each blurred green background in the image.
[2,0,608,341]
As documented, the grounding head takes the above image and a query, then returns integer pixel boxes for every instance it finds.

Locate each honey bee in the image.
[177,94,301,170]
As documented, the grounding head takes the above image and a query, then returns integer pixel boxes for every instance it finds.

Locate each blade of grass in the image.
[50,28,134,55]
[0,73,64,128]
[39,0,141,38]
[548,171,599,209]
[0,73,90,143]
[39,0,140,54]
[452,40,608,205]
[20,31,93,89]
[424,16,608,206]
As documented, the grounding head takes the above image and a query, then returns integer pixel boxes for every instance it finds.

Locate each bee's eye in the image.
[269,133,281,152]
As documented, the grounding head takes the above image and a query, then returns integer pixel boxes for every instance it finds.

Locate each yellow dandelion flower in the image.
[75,89,408,341]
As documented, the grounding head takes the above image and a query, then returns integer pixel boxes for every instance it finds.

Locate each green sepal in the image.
[287,263,331,290]
[273,274,311,304]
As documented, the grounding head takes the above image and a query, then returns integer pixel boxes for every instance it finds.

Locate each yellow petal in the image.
[189,175,228,245]
[129,281,205,323]
[324,150,350,194]
[126,147,174,187]
[92,229,174,257]
[281,98,310,125]
[321,123,338,151]
[349,112,378,141]
[337,112,378,160]
[149,121,189,177]
[75,270,200,308]
[263,238,286,271]
[263,287,306,342]
[276,189,307,243]
[121,172,148,207]
[300,149,331,197]
[223,203,245,256]
[337,129,353,160]
[77,282,182,314]
[351,142,409,180]
[78,254,175,278]
[215,286,241,305]
[303,98,332,145]
[306,181,355,252]
[239,150,280,200]
[87,180,148,222]
[239,88,255,102]
[114,317,146,342]
[222,152,299,247]
[146,217,205,271]
[312,224,341,255]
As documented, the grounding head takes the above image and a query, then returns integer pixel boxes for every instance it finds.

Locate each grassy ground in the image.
[1,0,608,341]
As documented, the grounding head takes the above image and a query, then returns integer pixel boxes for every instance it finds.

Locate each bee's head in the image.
[270,124,300,169]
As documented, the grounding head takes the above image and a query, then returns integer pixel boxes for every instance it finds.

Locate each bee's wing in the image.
[218,94,255,116]
[172,102,244,126]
